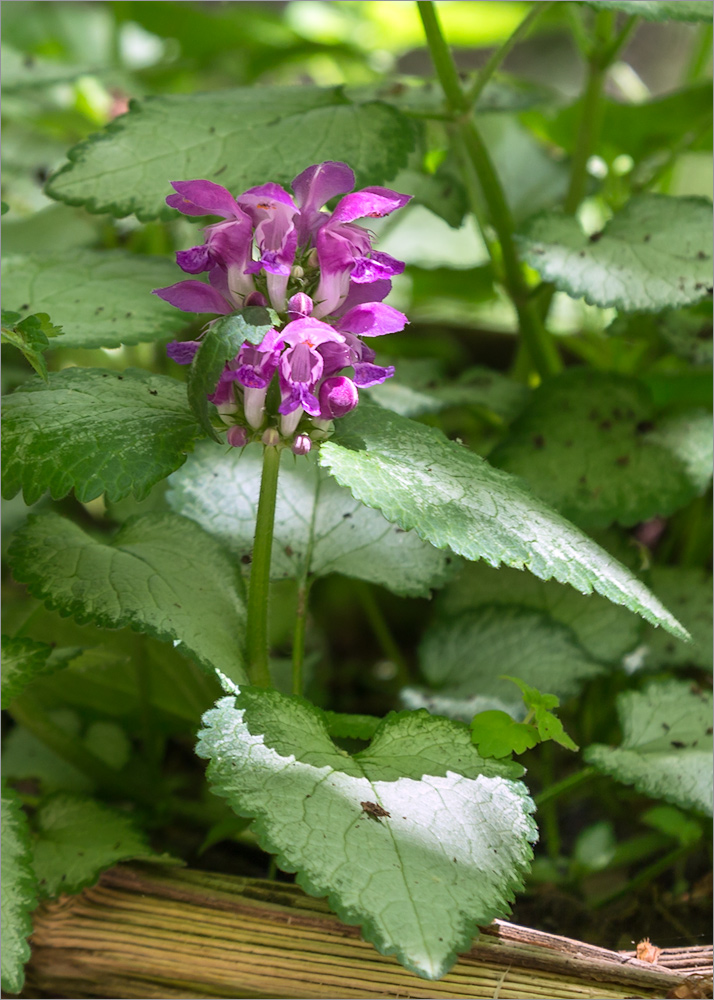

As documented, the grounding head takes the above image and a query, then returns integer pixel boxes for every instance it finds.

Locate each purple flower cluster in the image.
[154,161,411,452]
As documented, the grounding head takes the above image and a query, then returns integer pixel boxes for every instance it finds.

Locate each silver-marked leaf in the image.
[584,1,713,21]
[2,252,186,349]
[2,367,202,504]
[489,370,703,529]
[46,88,417,221]
[1,635,80,709]
[406,606,604,722]
[31,794,176,899]
[585,681,713,815]
[1,783,37,995]
[168,443,455,597]
[8,511,247,684]
[319,402,687,638]
[641,568,713,672]
[518,195,713,312]
[197,689,536,980]
[657,304,713,366]
[438,561,641,665]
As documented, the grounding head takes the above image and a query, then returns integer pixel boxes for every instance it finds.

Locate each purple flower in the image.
[166,340,201,364]
[318,376,359,420]
[238,183,299,311]
[332,300,408,387]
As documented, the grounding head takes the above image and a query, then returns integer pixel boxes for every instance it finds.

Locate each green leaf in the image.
[197,689,536,980]
[1,635,79,709]
[584,1,713,22]
[1,201,9,215]
[368,360,528,422]
[1,310,63,381]
[322,711,383,741]
[46,88,417,221]
[409,607,603,722]
[1,251,186,349]
[319,401,687,638]
[2,367,202,504]
[3,711,131,794]
[647,410,713,497]
[585,680,713,815]
[641,805,703,847]
[518,195,713,312]
[470,711,539,758]
[1,783,38,995]
[642,568,713,672]
[167,443,455,597]
[489,369,703,529]
[31,794,175,899]
[438,561,641,664]
[1,204,99,256]
[8,511,247,684]
[187,309,275,440]
[657,304,713,366]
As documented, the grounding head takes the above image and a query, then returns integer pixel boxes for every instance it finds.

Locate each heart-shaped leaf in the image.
[8,511,247,684]
[585,680,713,815]
[167,443,455,597]
[320,401,687,638]
[2,367,203,504]
[30,794,176,899]
[518,195,712,312]
[197,688,537,980]
[1,783,37,995]
[489,370,706,529]
[2,251,184,349]
[406,606,604,722]
[46,88,417,221]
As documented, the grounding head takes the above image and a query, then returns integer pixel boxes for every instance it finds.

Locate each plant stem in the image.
[466,2,554,108]
[291,577,312,697]
[593,843,694,908]
[355,581,409,687]
[535,765,597,807]
[9,691,152,805]
[245,445,281,688]
[417,0,562,380]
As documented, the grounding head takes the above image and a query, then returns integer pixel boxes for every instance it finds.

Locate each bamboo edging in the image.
[22,864,713,1000]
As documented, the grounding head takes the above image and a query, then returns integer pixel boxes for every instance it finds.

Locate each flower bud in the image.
[244,291,268,307]
[306,248,319,268]
[262,427,281,447]
[286,293,313,321]
[318,376,359,420]
[243,386,267,429]
[176,245,211,274]
[290,265,304,279]
[226,425,249,448]
[291,434,312,456]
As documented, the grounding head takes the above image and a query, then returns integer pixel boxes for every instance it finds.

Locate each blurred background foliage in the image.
[2,0,712,951]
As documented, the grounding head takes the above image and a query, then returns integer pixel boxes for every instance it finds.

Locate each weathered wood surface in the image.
[21,865,714,1000]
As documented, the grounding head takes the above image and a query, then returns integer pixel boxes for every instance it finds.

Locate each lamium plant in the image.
[2,0,712,995]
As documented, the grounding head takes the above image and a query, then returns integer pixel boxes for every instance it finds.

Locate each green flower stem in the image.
[534,765,598,807]
[291,577,313,697]
[465,2,554,109]
[417,0,562,380]
[246,445,281,688]
[9,690,152,805]
[355,581,409,687]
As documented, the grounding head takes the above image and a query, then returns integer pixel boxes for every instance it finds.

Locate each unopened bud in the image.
[318,376,359,420]
[244,291,268,307]
[262,427,280,447]
[226,425,249,448]
[286,292,313,321]
[291,434,312,456]
[306,248,319,268]
[290,265,304,280]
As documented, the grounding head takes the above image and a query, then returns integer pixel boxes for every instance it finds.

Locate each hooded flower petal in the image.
[338,302,408,337]
[166,340,201,364]
[166,180,243,218]
[292,161,355,242]
[318,375,359,419]
[330,186,412,225]
[152,280,233,315]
